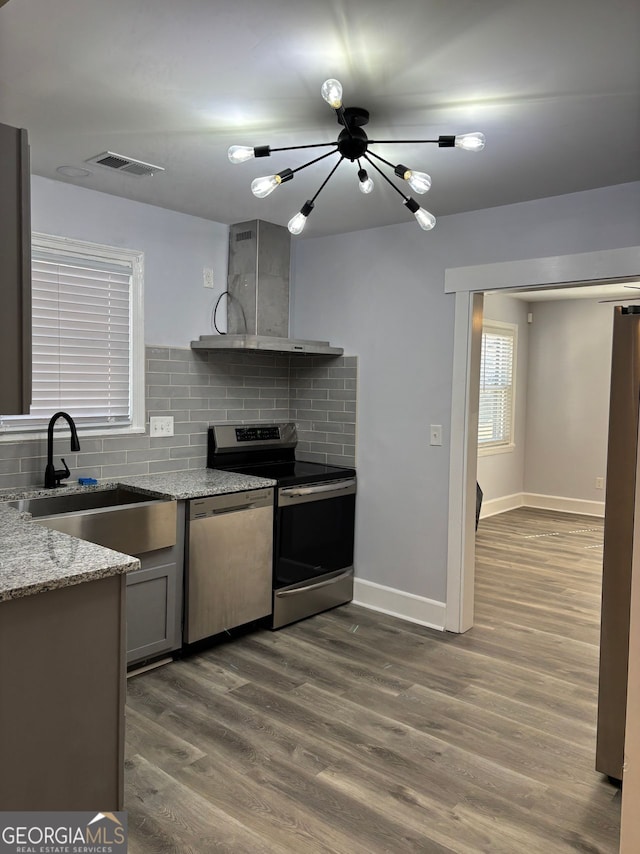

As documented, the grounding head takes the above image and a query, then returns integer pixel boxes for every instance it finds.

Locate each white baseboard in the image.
[479,492,524,519]
[352,578,446,631]
[523,492,605,518]
[479,491,605,519]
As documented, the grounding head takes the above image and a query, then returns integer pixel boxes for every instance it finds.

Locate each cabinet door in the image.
[126,561,180,665]
[0,122,31,415]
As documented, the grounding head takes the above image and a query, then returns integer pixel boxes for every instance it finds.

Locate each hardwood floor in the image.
[125,507,621,853]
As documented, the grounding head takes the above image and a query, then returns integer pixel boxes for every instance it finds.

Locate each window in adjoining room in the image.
[478,320,517,453]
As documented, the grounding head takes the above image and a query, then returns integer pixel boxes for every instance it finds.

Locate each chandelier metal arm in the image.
[363,154,410,202]
[310,156,345,204]
[368,139,438,144]
[366,149,398,171]
[367,136,455,147]
[269,141,339,154]
[334,105,355,139]
[367,150,415,182]
[290,148,340,176]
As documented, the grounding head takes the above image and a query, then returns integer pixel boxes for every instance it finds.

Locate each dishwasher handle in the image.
[189,488,274,520]
[192,502,254,519]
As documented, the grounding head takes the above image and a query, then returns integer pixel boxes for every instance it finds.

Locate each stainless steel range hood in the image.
[191,219,343,356]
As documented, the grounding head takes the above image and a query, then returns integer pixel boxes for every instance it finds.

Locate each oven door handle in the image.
[280,478,356,498]
[277,568,354,597]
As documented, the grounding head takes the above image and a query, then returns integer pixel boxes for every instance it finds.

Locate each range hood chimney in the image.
[191,220,343,356]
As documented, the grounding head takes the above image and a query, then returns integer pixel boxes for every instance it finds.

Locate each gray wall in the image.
[31,176,229,348]
[524,298,612,502]
[291,182,640,603]
[476,292,530,504]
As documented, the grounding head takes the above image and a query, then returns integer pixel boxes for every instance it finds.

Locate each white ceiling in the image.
[1,0,639,238]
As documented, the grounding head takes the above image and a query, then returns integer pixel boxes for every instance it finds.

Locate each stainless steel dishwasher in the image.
[184,487,274,644]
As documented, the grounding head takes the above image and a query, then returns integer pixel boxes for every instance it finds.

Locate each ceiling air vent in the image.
[86,151,165,177]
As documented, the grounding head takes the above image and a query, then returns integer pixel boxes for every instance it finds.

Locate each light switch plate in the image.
[150,416,174,437]
[203,267,214,289]
[430,424,443,446]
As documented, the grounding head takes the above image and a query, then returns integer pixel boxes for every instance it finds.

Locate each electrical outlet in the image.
[595,477,604,489]
[150,416,174,437]
[430,424,443,446]
[203,267,214,289]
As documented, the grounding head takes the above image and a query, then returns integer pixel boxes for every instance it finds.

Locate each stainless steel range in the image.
[207,423,356,629]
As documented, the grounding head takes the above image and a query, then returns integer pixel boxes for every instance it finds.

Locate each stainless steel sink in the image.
[8,487,177,555]
[8,487,156,517]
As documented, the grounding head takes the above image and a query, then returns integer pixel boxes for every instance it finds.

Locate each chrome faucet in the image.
[44,411,81,488]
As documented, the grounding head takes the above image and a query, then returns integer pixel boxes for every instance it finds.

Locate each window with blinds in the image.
[478,321,517,450]
[0,234,144,436]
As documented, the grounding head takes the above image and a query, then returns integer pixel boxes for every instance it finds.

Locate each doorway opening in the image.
[445,246,640,634]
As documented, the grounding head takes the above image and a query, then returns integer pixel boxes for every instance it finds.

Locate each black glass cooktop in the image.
[216,459,356,488]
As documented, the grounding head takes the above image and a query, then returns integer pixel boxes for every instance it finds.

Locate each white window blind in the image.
[478,321,516,449]
[0,234,144,436]
[30,253,131,424]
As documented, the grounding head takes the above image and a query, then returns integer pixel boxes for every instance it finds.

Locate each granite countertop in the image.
[0,469,276,603]
[115,469,276,500]
[0,502,139,602]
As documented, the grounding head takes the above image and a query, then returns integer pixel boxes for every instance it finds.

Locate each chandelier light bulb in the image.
[413,207,436,231]
[404,197,436,231]
[287,212,307,234]
[395,164,431,195]
[357,168,374,194]
[288,200,315,235]
[228,145,255,164]
[406,170,432,194]
[251,174,281,198]
[455,132,486,152]
[287,213,307,234]
[321,79,343,109]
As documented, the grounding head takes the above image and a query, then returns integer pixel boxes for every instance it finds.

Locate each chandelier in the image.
[228,79,485,236]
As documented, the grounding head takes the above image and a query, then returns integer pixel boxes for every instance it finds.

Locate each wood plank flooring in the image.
[125,507,621,853]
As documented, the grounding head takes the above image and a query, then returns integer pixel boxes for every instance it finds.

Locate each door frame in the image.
[445,246,640,633]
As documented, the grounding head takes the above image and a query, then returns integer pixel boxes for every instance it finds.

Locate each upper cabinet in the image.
[0,121,31,415]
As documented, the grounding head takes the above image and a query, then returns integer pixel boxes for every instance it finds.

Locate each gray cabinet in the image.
[0,575,126,810]
[126,503,184,666]
[126,552,182,665]
[0,121,31,415]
